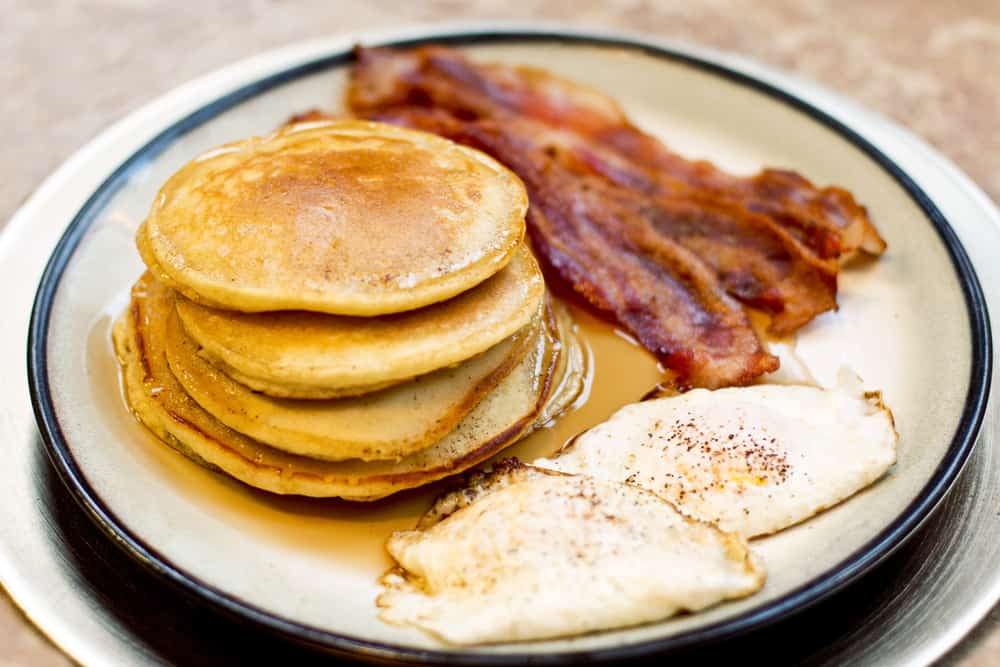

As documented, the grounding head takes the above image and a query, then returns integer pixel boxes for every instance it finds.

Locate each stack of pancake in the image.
[113,120,584,500]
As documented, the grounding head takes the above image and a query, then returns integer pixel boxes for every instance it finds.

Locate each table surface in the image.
[3,1,998,665]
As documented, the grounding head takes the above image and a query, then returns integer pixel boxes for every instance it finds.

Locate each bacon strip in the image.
[523,124,839,334]
[340,46,886,387]
[349,46,886,260]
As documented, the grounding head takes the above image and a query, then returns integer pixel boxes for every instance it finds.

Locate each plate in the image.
[24,27,992,663]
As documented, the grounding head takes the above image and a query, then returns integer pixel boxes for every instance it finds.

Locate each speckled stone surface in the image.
[2,1,998,665]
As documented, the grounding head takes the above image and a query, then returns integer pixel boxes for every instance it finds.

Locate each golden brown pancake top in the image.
[143,120,527,315]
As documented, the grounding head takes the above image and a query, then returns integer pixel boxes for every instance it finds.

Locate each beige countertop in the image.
[3,1,998,664]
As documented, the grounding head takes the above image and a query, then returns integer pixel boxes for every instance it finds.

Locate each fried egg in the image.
[377,461,764,644]
[540,375,898,538]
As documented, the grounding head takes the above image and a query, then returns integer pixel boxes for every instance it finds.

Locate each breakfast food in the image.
[378,460,764,644]
[139,120,528,315]
[540,375,898,537]
[164,302,536,461]
[115,119,581,498]
[107,44,904,648]
[114,273,569,499]
[350,45,885,262]
[173,243,544,399]
[347,45,887,388]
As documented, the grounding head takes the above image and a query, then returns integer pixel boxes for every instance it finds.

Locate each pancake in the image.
[174,244,544,399]
[163,300,539,463]
[141,119,528,315]
[136,220,198,302]
[112,278,559,500]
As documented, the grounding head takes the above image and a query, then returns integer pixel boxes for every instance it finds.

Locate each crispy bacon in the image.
[350,46,886,260]
[506,121,840,334]
[341,45,886,388]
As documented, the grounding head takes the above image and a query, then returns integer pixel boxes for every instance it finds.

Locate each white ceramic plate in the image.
[26,28,991,663]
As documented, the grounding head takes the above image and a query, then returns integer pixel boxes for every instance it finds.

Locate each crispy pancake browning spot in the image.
[174,244,544,399]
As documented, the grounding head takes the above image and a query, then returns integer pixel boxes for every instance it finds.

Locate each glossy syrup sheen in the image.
[92,296,663,578]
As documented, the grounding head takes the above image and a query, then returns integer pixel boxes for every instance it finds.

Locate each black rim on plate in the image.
[26,28,993,664]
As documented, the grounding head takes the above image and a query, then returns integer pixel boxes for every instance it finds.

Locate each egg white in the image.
[378,463,764,644]
[539,375,898,538]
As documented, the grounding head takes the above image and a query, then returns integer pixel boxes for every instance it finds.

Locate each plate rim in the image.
[25,27,993,664]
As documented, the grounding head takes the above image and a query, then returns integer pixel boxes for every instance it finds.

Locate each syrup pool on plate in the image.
[91,296,663,578]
